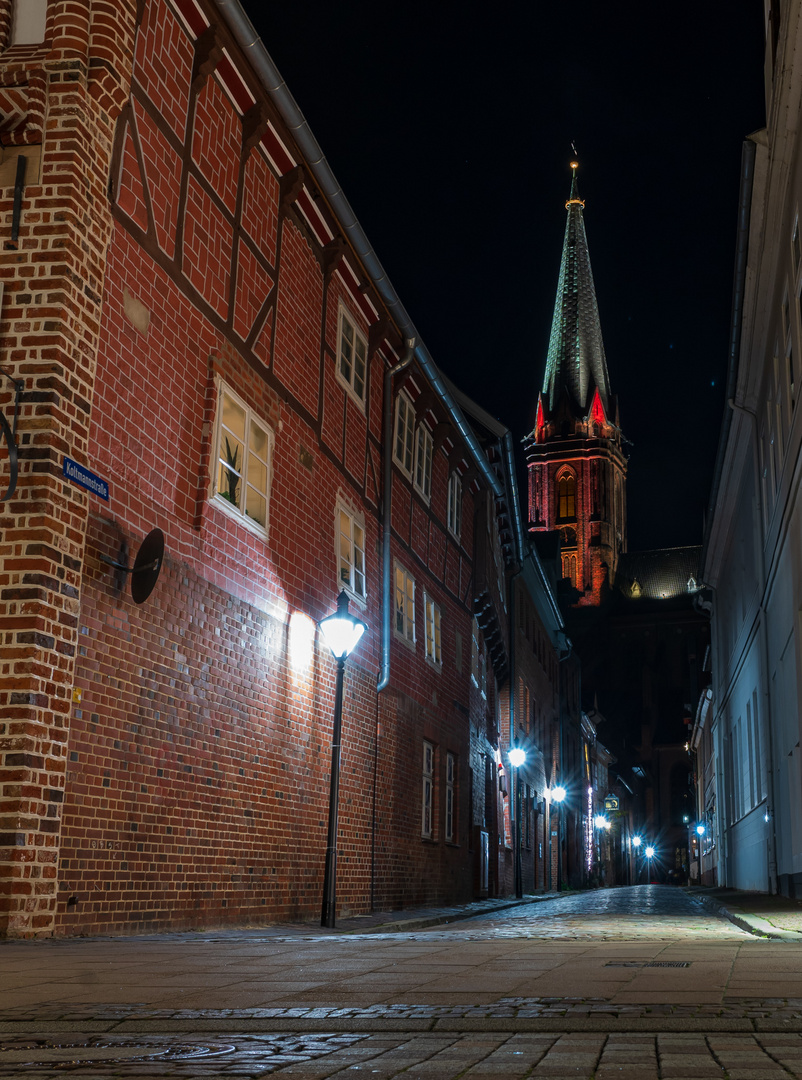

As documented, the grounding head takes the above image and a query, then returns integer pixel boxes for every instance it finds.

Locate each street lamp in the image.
[509,747,526,898]
[695,824,706,836]
[319,591,367,928]
[548,784,567,892]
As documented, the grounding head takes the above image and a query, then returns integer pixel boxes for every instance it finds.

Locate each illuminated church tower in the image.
[525,162,627,606]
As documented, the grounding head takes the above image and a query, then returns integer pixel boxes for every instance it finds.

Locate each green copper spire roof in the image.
[542,162,612,415]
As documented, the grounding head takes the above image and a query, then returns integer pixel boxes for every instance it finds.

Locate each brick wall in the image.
[0,0,137,937]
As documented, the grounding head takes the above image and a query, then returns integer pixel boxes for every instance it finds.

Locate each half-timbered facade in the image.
[0,0,559,936]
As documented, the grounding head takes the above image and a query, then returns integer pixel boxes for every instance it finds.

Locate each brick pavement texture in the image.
[3,1031,802,1077]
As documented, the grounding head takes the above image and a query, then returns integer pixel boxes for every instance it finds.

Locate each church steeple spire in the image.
[542,161,612,415]
[525,160,627,608]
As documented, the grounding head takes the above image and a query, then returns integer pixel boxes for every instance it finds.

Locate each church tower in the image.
[525,162,627,606]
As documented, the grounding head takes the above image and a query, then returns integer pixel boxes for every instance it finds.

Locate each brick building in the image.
[0,0,565,937]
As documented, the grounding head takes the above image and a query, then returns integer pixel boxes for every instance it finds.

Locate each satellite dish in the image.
[100,528,165,605]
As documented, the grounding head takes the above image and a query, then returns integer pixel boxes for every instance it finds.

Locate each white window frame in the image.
[414,423,433,502]
[394,562,416,645]
[445,752,455,843]
[211,380,273,536]
[336,304,368,407]
[447,471,462,539]
[337,503,366,601]
[422,740,434,839]
[424,593,442,667]
[393,391,415,479]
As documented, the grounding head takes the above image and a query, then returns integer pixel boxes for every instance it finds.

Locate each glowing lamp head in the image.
[645,845,655,859]
[594,814,607,829]
[509,747,526,768]
[631,835,642,848]
[551,785,566,803]
[319,591,366,660]
[696,824,706,836]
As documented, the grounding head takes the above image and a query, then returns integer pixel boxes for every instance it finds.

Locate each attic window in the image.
[687,576,697,593]
[630,579,641,598]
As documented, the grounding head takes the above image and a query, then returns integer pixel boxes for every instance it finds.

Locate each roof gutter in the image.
[214,0,502,501]
[701,137,756,567]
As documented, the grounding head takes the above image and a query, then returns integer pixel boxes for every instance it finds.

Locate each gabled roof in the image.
[542,162,612,416]
[616,547,703,601]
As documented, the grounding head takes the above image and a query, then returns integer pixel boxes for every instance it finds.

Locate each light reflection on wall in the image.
[289,611,316,676]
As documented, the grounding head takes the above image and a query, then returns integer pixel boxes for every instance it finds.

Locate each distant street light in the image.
[645,845,656,859]
[594,814,608,829]
[509,747,526,898]
[548,784,567,892]
[319,592,367,928]
[696,824,706,836]
[631,835,642,848]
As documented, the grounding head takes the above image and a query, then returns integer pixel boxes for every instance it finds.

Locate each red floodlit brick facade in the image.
[0,0,530,936]
[525,389,628,607]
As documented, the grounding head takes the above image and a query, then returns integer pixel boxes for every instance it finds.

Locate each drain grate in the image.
[605,960,691,968]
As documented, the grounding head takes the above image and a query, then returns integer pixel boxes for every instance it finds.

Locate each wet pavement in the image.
[2,886,802,1077]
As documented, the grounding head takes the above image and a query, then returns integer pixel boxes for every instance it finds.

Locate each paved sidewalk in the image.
[689,886,802,942]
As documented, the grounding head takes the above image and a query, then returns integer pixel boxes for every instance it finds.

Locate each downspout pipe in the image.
[214,0,503,503]
[377,340,415,693]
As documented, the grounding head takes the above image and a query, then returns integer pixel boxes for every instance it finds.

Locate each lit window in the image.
[213,383,273,532]
[445,752,456,842]
[424,594,442,666]
[337,506,366,599]
[394,563,415,643]
[557,473,576,520]
[414,424,433,501]
[422,741,434,839]
[447,472,462,538]
[336,306,367,405]
[393,392,415,478]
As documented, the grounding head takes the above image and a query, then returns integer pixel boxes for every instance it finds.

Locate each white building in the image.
[703,0,802,895]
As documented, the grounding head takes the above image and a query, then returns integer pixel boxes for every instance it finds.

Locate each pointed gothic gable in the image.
[590,386,606,426]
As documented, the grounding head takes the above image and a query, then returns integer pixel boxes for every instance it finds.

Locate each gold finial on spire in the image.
[566,154,585,208]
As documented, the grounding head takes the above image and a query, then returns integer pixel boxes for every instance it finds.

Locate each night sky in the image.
[250,2,766,551]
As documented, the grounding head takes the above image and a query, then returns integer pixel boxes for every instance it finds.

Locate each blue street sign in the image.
[62,456,109,501]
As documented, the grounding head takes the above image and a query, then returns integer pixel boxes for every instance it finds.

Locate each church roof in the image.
[542,162,612,416]
[615,547,703,601]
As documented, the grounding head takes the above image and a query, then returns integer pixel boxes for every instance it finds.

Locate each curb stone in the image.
[691,891,802,943]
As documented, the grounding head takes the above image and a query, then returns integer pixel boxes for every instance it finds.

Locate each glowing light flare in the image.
[509,747,526,768]
[319,591,366,660]
[550,785,567,803]
[594,814,608,829]
[645,845,655,859]
[631,835,642,848]
[696,824,706,836]
[288,611,316,674]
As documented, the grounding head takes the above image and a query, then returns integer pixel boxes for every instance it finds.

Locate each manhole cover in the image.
[0,1038,234,1070]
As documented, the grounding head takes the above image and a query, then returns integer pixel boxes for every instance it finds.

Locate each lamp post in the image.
[319,591,367,928]
[509,747,526,898]
[550,784,566,892]
[631,834,642,883]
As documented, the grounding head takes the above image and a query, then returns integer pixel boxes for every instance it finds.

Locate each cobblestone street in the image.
[3,887,802,1077]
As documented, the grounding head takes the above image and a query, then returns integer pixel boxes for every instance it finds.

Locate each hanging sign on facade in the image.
[604,793,620,811]
[62,456,109,501]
